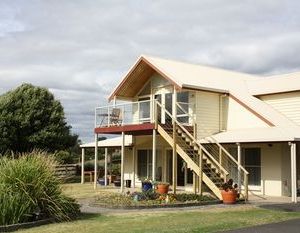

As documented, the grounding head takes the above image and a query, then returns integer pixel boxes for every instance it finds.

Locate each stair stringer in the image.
[157,125,222,200]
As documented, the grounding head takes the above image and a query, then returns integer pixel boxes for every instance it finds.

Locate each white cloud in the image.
[1,0,300,142]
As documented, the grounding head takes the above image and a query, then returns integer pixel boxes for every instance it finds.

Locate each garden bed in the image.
[93,191,221,209]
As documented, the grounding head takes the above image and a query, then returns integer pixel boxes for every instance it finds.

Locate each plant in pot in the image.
[220,179,239,204]
[141,178,153,192]
[154,182,170,194]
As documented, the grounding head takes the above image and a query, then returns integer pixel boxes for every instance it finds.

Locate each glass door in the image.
[138,96,151,123]
[153,87,173,124]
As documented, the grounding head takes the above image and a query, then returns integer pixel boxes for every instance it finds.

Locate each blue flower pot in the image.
[142,182,152,192]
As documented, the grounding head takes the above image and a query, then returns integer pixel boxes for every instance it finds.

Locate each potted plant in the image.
[141,178,153,192]
[220,179,239,204]
[155,182,170,194]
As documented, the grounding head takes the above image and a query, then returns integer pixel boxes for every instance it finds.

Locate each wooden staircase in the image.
[155,101,249,200]
[158,124,226,199]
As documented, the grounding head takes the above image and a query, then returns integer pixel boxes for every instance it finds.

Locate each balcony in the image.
[94,99,194,135]
[95,100,155,135]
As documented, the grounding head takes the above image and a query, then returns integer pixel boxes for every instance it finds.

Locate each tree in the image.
[0,83,78,153]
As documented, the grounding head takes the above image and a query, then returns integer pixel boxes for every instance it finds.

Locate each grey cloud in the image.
[1,0,300,142]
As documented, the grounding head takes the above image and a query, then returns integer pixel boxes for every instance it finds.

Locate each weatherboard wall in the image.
[260,91,300,126]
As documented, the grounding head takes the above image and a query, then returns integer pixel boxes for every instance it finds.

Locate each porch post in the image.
[289,142,297,203]
[193,172,197,194]
[162,151,166,182]
[172,87,177,194]
[237,143,242,192]
[152,129,157,181]
[172,142,177,194]
[104,147,108,186]
[184,163,187,187]
[132,144,136,188]
[81,148,85,184]
[121,132,125,192]
[199,147,203,195]
[94,134,98,189]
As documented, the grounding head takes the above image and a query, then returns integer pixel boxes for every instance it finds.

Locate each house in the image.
[85,55,300,202]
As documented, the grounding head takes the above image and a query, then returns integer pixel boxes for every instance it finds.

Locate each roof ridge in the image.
[142,54,259,79]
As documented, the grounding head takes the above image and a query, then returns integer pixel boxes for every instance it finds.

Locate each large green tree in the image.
[0,83,78,153]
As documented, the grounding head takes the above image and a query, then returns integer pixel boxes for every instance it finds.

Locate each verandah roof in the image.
[203,127,300,144]
[80,135,133,148]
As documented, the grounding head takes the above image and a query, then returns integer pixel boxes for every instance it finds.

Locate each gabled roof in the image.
[108,55,300,130]
[109,55,258,100]
[247,71,300,96]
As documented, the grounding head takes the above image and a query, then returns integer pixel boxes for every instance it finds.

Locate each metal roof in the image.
[80,135,133,148]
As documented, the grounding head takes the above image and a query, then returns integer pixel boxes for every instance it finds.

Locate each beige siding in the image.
[261,143,282,196]
[260,92,300,125]
[195,91,220,138]
[226,143,290,197]
[226,96,269,130]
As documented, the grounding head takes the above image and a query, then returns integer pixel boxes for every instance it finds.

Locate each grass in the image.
[15,206,300,233]
[11,183,300,232]
[62,183,112,199]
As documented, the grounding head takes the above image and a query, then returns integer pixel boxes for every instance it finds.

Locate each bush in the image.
[53,150,75,164]
[83,161,103,172]
[110,163,120,176]
[0,151,80,226]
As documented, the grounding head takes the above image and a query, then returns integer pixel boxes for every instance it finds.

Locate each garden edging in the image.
[90,199,222,210]
[0,218,55,232]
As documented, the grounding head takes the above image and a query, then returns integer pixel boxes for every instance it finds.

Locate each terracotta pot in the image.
[221,190,237,204]
[156,184,169,194]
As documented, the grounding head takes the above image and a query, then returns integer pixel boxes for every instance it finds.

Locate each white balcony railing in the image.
[95,99,195,128]
[95,100,152,127]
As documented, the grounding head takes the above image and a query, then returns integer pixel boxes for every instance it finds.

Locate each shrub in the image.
[53,150,74,164]
[0,150,80,226]
[110,163,120,176]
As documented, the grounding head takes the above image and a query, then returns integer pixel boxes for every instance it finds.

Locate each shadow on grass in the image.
[77,213,102,221]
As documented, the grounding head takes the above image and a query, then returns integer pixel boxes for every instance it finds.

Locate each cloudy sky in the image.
[1,1,300,143]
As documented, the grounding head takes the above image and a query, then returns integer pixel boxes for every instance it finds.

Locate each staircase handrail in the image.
[176,102,249,175]
[155,101,229,177]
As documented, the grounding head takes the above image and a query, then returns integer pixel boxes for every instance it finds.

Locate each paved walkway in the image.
[223,218,300,233]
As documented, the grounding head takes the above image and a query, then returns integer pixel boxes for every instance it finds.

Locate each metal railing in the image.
[95,100,152,127]
[175,101,249,199]
[155,101,229,181]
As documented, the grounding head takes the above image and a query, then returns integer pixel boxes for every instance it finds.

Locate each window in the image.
[138,97,150,122]
[228,147,261,186]
[243,148,261,186]
[137,150,152,179]
[177,92,189,124]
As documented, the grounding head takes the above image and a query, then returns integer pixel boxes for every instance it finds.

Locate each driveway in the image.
[223,218,300,233]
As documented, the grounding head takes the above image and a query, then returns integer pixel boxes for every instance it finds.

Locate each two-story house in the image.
[85,55,300,202]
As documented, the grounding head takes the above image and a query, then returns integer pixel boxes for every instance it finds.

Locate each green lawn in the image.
[16,206,300,233]
[14,184,300,233]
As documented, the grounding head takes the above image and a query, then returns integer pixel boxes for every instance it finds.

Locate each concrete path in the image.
[223,218,300,233]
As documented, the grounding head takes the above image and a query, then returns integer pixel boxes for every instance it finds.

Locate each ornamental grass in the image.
[0,150,80,226]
